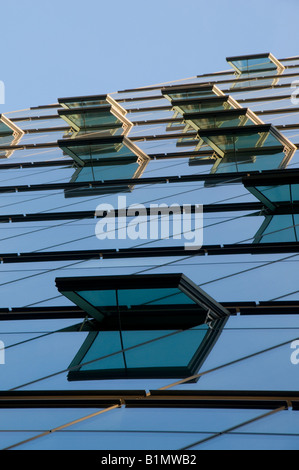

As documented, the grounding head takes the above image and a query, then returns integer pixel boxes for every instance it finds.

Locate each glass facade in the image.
[0,52,299,450]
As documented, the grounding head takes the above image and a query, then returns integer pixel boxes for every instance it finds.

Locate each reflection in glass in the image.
[58,136,150,197]
[162,84,225,102]
[196,125,296,175]
[253,214,299,243]
[58,94,132,137]
[226,53,285,75]
[55,274,229,380]
[227,53,285,90]
[0,114,24,158]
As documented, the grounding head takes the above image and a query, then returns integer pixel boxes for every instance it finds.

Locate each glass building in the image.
[0,52,299,450]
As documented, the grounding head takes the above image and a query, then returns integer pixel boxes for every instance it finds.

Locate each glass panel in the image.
[212,149,287,174]
[163,85,223,102]
[59,96,110,109]
[0,121,14,135]
[192,433,299,450]
[227,54,283,74]
[71,161,139,182]
[67,406,268,433]
[76,290,117,307]
[0,408,101,430]
[0,432,41,449]
[117,287,195,306]
[173,98,235,114]
[80,332,125,371]
[60,109,123,132]
[59,141,136,164]
[255,215,297,243]
[252,185,292,205]
[123,327,209,368]
[187,112,257,131]
[15,430,211,450]
[69,326,211,379]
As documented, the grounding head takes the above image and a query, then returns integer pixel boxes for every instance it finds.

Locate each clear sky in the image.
[1,0,298,111]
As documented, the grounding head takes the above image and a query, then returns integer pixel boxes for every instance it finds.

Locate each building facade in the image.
[0,53,299,450]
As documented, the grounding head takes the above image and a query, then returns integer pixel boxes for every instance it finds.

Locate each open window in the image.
[58,94,133,137]
[195,125,296,175]
[227,53,285,89]
[55,274,229,381]
[226,53,285,75]
[162,84,225,133]
[0,114,24,158]
[243,172,299,244]
[58,136,150,197]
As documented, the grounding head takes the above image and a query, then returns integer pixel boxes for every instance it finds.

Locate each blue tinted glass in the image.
[0,432,41,450]
[255,185,291,203]
[117,288,195,306]
[67,407,267,433]
[229,56,278,74]
[193,433,299,450]
[72,162,139,182]
[123,327,208,368]
[76,290,116,307]
[0,122,14,135]
[0,408,101,430]
[60,142,136,163]
[80,332,124,371]
[291,184,299,201]
[15,430,211,450]
[212,150,286,174]
[61,111,122,130]
[257,215,297,243]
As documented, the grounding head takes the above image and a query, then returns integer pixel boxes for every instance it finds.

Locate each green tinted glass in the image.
[72,161,139,182]
[0,121,14,136]
[70,325,210,378]
[255,215,297,243]
[176,100,233,114]
[188,113,256,131]
[77,287,195,309]
[60,141,136,164]
[60,109,122,131]
[227,54,281,74]
[212,149,286,174]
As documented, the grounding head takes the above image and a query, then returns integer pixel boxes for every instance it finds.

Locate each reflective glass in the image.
[250,184,298,207]
[67,325,213,380]
[211,149,287,174]
[15,430,211,450]
[186,112,258,131]
[59,96,111,109]
[192,433,299,450]
[59,108,123,132]
[254,214,298,243]
[59,140,137,165]
[227,54,283,74]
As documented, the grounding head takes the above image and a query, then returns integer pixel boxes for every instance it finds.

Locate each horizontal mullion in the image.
[0,133,298,152]
[0,390,297,409]
[11,97,299,123]
[2,168,299,193]
[0,151,214,171]
[0,242,298,263]
[115,69,299,95]
[1,301,299,320]
[0,202,264,224]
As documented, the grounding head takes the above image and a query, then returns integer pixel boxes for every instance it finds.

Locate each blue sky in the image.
[1,0,299,111]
